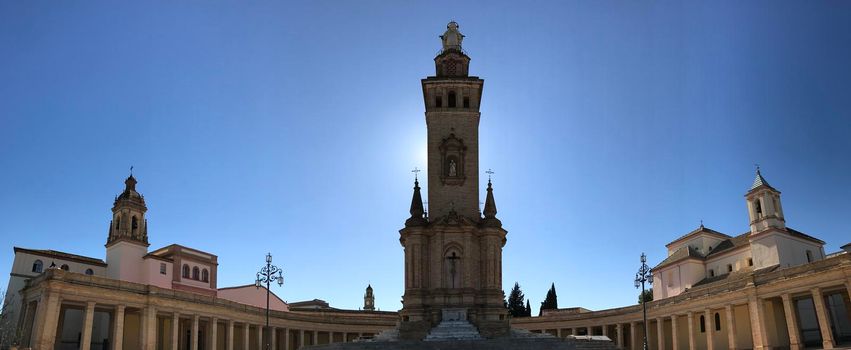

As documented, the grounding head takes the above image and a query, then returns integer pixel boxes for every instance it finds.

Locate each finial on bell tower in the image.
[434,21,471,77]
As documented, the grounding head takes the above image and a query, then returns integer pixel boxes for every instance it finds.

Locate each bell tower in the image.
[106,172,150,283]
[422,21,483,220]
[398,22,508,340]
[746,167,785,234]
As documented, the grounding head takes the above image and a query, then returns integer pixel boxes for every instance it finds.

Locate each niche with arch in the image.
[439,133,467,186]
[443,245,464,289]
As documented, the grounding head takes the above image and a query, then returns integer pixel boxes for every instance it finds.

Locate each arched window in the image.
[714,313,721,331]
[448,91,456,108]
[806,250,813,263]
[182,264,190,278]
[115,217,121,229]
[463,97,470,108]
[85,269,94,275]
[32,260,43,273]
[709,269,715,277]
[754,199,762,216]
[699,315,706,333]
[727,264,733,273]
[201,269,209,282]
[131,216,138,235]
[435,96,443,108]
[192,267,200,280]
[60,264,70,271]
[748,258,754,266]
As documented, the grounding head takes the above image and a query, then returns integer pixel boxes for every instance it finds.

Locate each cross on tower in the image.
[411,167,421,180]
[446,252,461,288]
[485,168,494,181]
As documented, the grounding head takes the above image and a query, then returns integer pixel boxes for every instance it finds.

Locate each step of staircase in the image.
[423,320,483,341]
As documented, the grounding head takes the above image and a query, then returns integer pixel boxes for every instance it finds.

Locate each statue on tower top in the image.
[440,21,464,51]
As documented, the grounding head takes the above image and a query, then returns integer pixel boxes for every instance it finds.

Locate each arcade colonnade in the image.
[16,270,396,350]
[513,254,851,350]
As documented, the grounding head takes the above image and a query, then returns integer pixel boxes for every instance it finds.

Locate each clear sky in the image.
[1,1,850,313]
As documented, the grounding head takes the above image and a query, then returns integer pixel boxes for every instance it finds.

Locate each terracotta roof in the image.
[14,247,107,267]
[784,227,825,244]
[655,246,704,269]
[705,232,751,258]
[666,226,731,248]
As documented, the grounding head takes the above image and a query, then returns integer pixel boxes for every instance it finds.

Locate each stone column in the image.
[283,328,290,350]
[557,328,562,338]
[171,313,180,350]
[781,294,801,350]
[192,315,200,350]
[112,305,125,350]
[32,292,61,350]
[270,327,277,349]
[747,296,768,350]
[243,324,250,350]
[313,330,318,345]
[587,326,593,336]
[811,288,835,349]
[687,312,696,350]
[299,329,305,348]
[671,315,678,350]
[80,301,97,350]
[656,318,665,350]
[704,309,714,350]
[257,325,263,350]
[630,322,637,350]
[227,320,234,350]
[616,324,624,348]
[139,306,158,350]
[725,305,737,350]
[210,317,218,350]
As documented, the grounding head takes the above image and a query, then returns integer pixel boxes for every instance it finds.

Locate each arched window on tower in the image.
[182,264,190,278]
[714,312,721,331]
[192,267,200,280]
[131,216,138,236]
[463,97,470,108]
[699,315,706,333]
[806,250,813,263]
[435,96,443,108]
[754,199,763,217]
[32,260,43,273]
[201,269,209,282]
[448,91,456,108]
[115,217,121,229]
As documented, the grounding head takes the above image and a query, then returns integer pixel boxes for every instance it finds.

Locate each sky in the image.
[1,1,850,313]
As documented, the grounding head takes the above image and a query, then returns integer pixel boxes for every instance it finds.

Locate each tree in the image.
[638,288,653,304]
[506,282,527,317]
[0,289,21,349]
[525,299,532,317]
[539,282,558,316]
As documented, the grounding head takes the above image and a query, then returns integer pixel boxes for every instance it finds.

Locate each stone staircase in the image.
[424,320,483,341]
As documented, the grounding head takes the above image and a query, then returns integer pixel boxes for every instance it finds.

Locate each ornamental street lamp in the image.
[256,253,284,350]
[634,252,653,350]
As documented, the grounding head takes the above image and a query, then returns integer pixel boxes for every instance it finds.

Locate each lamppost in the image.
[634,252,653,350]
[256,253,284,350]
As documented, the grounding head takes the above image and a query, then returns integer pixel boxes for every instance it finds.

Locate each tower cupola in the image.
[746,168,785,234]
[107,173,149,247]
[364,284,375,311]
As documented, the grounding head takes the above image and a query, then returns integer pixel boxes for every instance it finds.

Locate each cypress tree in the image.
[525,299,532,317]
[539,282,559,315]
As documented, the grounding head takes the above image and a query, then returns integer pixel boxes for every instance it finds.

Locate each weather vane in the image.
[130,166,134,175]
[485,168,494,181]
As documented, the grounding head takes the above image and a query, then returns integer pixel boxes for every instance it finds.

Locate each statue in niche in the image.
[441,21,464,51]
[449,159,457,177]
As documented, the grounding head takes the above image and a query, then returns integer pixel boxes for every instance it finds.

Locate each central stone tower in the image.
[398,22,509,340]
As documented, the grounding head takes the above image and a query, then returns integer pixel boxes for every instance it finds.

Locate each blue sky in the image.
[1,1,850,313]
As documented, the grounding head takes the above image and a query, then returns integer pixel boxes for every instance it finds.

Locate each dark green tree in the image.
[525,299,532,317]
[638,288,654,304]
[539,282,558,315]
[506,282,527,317]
